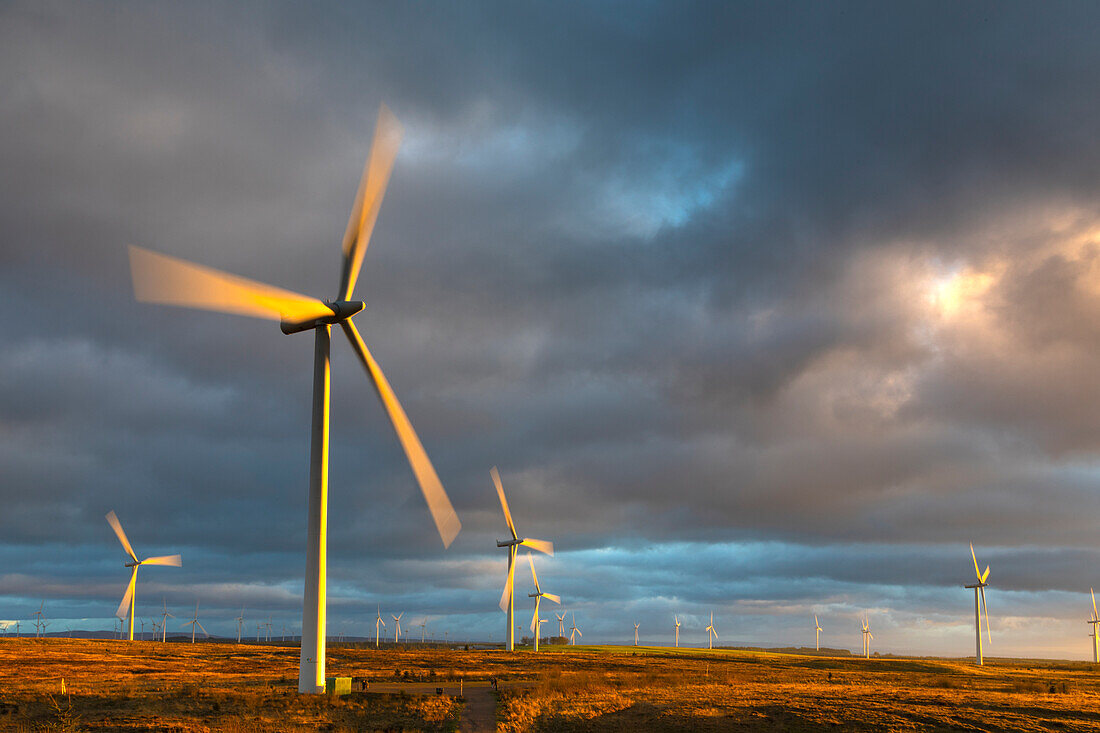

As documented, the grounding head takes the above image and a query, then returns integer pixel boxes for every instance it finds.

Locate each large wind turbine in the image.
[493,467,553,652]
[1088,589,1099,663]
[860,617,873,659]
[705,612,718,649]
[633,622,640,646]
[569,613,582,645]
[106,511,181,641]
[965,542,991,666]
[392,613,403,644]
[814,615,823,651]
[128,104,461,693]
[235,607,245,644]
[183,602,207,643]
[527,554,560,652]
[556,612,566,639]
[375,606,386,648]
[674,616,681,647]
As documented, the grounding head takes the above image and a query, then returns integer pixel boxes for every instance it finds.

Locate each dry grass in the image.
[3,639,1100,731]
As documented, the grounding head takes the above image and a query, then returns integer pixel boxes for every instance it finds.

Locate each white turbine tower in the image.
[183,602,208,643]
[633,622,640,646]
[705,612,718,649]
[492,467,553,653]
[965,542,991,666]
[569,613,582,645]
[375,606,386,648]
[235,608,245,644]
[160,599,175,643]
[392,613,404,644]
[527,554,560,652]
[814,615,823,651]
[860,617,873,659]
[1089,589,1099,664]
[106,511,181,641]
[674,616,681,647]
[556,612,566,639]
[128,104,462,694]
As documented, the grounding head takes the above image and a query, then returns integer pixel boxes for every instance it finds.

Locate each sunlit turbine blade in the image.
[142,555,182,567]
[576,628,582,637]
[981,565,990,584]
[815,614,819,627]
[520,538,553,556]
[970,542,982,581]
[1093,588,1097,621]
[197,621,208,637]
[130,245,333,324]
[527,553,541,594]
[339,103,404,301]
[105,511,138,563]
[116,569,137,619]
[499,552,516,612]
[543,592,561,604]
[530,608,538,633]
[340,320,461,547]
[491,466,518,541]
[980,585,991,643]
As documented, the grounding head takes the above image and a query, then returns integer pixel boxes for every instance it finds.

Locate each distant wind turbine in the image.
[674,616,681,647]
[33,602,46,638]
[527,553,560,652]
[569,613,582,645]
[393,613,404,644]
[161,600,175,643]
[965,542,991,666]
[106,511,181,641]
[234,607,245,644]
[375,606,386,648]
[556,612,566,638]
[128,103,462,694]
[814,615,823,651]
[633,622,640,646]
[183,602,208,643]
[1089,589,1099,663]
[493,467,553,653]
[705,612,718,649]
[860,617,873,659]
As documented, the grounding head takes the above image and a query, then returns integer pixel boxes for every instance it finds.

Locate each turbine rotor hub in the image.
[280,300,365,334]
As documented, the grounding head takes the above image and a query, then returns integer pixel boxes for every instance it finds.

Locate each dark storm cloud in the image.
[4,0,1100,656]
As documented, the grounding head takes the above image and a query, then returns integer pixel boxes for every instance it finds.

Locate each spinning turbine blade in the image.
[520,538,554,556]
[542,593,561,604]
[1093,588,1098,622]
[491,466,518,540]
[339,103,404,301]
[970,542,982,581]
[197,621,208,637]
[499,551,516,612]
[979,586,991,643]
[105,511,138,563]
[981,565,990,584]
[116,569,137,619]
[530,608,538,633]
[528,553,541,593]
[142,555,182,567]
[341,320,460,547]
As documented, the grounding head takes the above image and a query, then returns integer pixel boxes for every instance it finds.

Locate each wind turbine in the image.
[633,622,640,646]
[374,606,386,648]
[814,615,823,651]
[527,553,560,652]
[965,542,991,666]
[569,613,582,645]
[860,617,873,659]
[33,602,45,638]
[556,612,566,639]
[234,608,245,644]
[419,619,427,643]
[128,103,462,694]
[674,616,681,648]
[106,511,182,641]
[493,467,553,653]
[160,600,175,643]
[393,613,404,644]
[1088,589,1099,663]
[183,602,207,643]
[705,612,717,649]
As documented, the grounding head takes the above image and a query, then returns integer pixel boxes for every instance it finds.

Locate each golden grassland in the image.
[3,638,1100,731]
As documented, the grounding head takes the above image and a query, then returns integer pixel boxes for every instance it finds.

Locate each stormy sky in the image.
[5,0,1100,657]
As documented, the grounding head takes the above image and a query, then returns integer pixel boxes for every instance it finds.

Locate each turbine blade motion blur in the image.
[542,592,561,604]
[520,538,553,555]
[130,245,332,324]
[339,103,404,301]
[980,585,991,643]
[499,551,516,612]
[491,466,518,541]
[528,553,541,594]
[106,511,138,563]
[970,542,982,581]
[142,555,182,567]
[116,569,137,619]
[340,320,461,547]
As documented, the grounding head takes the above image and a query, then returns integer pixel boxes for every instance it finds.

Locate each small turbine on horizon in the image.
[706,612,718,649]
[556,612,566,639]
[182,602,208,643]
[814,615,823,651]
[375,606,386,648]
[1088,589,1099,663]
[235,607,245,644]
[527,553,560,652]
[965,542,991,666]
[106,511,181,641]
[633,622,640,646]
[393,613,404,644]
[493,467,553,653]
[160,599,175,643]
[860,617,873,659]
[569,612,582,645]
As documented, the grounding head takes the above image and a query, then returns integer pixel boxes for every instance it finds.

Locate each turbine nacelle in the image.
[280,301,365,334]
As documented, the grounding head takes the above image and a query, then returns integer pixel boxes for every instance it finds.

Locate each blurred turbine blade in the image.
[981,565,990,584]
[197,621,208,637]
[339,103,404,301]
[543,593,561,604]
[105,511,138,563]
[142,555,182,567]
[116,569,137,619]
[528,553,540,594]
[520,538,554,556]
[491,466,518,541]
[1093,588,1098,621]
[980,586,991,644]
[499,552,516,612]
[130,245,332,323]
[341,320,461,547]
[970,542,982,581]
[530,608,538,633]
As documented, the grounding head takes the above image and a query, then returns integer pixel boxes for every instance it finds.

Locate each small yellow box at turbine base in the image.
[325,677,352,696]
